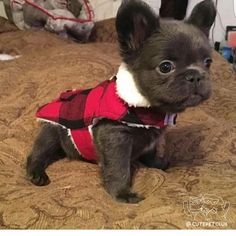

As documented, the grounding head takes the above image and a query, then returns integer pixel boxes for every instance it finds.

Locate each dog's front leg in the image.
[93,120,144,203]
[139,130,170,170]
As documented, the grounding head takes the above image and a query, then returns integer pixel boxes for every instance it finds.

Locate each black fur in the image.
[187,0,216,37]
[116,0,216,113]
[27,0,216,203]
[116,0,159,63]
[27,122,166,203]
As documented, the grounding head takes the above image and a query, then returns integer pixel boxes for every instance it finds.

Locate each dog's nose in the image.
[185,70,203,83]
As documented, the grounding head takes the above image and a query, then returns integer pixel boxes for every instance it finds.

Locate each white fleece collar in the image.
[116,63,151,107]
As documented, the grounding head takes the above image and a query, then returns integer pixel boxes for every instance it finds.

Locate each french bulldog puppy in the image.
[26,0,216,203]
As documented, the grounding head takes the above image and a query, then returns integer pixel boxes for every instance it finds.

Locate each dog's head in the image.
[116,0,216,113]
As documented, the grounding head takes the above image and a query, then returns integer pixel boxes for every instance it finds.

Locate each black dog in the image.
[27,0,216,203]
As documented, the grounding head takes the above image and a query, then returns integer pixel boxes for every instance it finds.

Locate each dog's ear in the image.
[187,0,216,37]
[116,0,159,62]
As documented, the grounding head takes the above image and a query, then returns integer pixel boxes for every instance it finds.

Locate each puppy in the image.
[26,0,216,203]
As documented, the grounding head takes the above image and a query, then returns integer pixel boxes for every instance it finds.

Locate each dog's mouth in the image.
[181,94,204,107]
[157,93,207,113]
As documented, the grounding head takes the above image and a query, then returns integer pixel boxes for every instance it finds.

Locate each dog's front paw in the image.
[116,192,144,204]
[150,158,170,171]
[140,153,170,171]
[29,172,50,186]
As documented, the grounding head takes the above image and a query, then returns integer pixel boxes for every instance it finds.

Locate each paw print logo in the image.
[183,194,230,221]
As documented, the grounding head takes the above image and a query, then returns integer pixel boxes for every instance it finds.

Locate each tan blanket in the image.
[0,24,235,229]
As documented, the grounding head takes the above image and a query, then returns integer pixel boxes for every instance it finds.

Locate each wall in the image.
[90,0,122,21]
[0,1,7,18]
[90,0,160,21]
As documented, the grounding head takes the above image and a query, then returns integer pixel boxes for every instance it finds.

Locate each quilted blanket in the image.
[0,18,235,229]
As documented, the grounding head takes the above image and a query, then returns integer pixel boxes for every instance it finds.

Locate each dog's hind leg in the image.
[26,123,66,186]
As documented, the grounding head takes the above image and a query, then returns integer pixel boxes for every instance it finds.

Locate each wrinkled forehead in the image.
[159,21,212,63]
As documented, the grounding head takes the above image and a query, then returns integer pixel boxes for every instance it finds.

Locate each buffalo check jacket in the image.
[36,77,177,161]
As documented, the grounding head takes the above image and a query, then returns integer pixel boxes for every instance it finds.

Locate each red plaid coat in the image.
[36,78,177,161]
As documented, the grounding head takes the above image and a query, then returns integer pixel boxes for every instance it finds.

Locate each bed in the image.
[0,17,235,229]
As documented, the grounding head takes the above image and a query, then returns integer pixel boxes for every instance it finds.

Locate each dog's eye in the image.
[204,58,213,68]
[158,60,175,74]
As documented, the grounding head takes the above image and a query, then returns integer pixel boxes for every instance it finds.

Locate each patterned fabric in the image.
[36,78,176,160]
[0,28,235,229]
